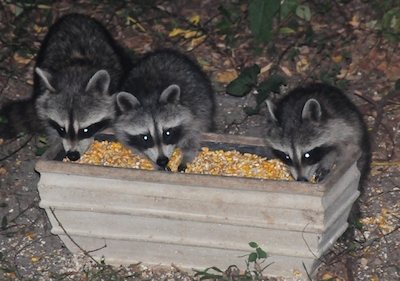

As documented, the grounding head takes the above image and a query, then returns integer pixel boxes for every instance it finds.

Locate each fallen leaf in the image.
[33,24,45,33]
[169,28,186,37]
[127,16,146,32]
[0,167,7,176]
[331,54,343,64]
[184,30,200,39]
[336,68,348,79]
[280,65,292,76]
[349,15,360,28]
[260,62,273,74]
[26,232,35,241]
[189,15,200,25]
[13,52,33,65]
[321,272,341,280]
[216,70,238,84]
[296,56,309,73]
[31,256,40,263]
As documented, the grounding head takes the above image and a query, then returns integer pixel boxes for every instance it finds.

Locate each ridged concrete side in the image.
[57,234,317,278]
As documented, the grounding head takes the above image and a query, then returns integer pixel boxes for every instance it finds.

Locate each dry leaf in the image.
[31,256,40,263]
[0,167,7,176]
[189,15,200,25]
[189,35,207,50]
[216,70,238,84]
[127,16,146,32]
[331,54,343,64]
[296,56,309,73]
[184,30,199,39]
[33,24,44,33]
[349,15,360,28]
[280,65,292,76]
[13,52,33,65]
[169,28,186,37]
[260,62,273,74]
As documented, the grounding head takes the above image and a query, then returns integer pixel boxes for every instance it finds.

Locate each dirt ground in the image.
[0,1,399,280]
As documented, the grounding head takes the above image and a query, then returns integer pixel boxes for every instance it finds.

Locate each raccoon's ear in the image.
[115,92,141,112]
[159,84,181,104]
[265,100,278,122]
[302,98,322,122]
[35,67,55,92]
[86,70,110,95]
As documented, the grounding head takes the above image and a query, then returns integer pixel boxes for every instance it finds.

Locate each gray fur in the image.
[34,13,131,160]
[114,49,215,170]
[265,83,370,183]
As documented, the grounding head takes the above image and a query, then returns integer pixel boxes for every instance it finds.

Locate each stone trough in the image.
[35,133,361,279]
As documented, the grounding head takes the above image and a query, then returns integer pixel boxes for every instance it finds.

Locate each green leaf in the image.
[248,0,280,43]
[296,5,311,21]
[226,64,260,97]
[1,216,7,230]
[243,106,260,116]
[279,27,296,34]
[395,79,400,90]
[248,252,258,262]
[0,115,8,124]
[35,147,48,157]
[256,74,286,105]
[248,241,259,248]
[280,0,299,19]
[383,7,400,33]
[256,247,267,259]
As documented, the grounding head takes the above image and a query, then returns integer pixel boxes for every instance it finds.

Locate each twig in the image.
[0,135,33,162]
[49,207,104,266]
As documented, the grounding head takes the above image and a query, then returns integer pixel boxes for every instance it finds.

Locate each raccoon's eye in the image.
[48,119,66,138]
[302,146,333,165]
[163,126,182,145]
[126,133,154,150]
[272,149,292,166]
[78,119,111,139]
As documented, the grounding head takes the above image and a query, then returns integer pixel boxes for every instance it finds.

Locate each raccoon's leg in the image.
[315,150,338,182]
[178,147,197,172]
[178,134,200,172]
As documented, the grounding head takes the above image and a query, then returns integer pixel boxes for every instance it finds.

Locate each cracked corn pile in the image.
[67,140,292,180]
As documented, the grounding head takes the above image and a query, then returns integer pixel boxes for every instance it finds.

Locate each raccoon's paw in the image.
[178,163,187,173]
[315,167,330,182]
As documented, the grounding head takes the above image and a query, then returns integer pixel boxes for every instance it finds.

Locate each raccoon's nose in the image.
[156,156,169,168]
[297,176,309,182]
[66,151,81,161]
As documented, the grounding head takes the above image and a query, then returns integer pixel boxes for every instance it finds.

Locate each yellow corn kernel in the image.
[64,141,292,181]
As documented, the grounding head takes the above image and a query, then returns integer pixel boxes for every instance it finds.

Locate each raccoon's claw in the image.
[178,163,187,172]
[315,168,330,182]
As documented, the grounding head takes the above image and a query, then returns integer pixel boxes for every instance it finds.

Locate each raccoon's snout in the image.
[66,151,81,161]
[156,156,169,168]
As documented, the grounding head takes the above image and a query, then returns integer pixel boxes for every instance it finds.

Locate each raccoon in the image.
[265,83,370,183]
[34,13,131,161]
[113,49,215,171]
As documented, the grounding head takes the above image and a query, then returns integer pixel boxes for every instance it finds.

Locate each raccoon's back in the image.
[277,83,365,129]
[124,49,215,121]
[0,100,42,138]
[35,14,130,93]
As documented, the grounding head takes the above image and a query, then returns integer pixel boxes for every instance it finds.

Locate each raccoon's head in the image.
[114,84,192,169]
[35,67,113,160]
[265,99,339,182]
